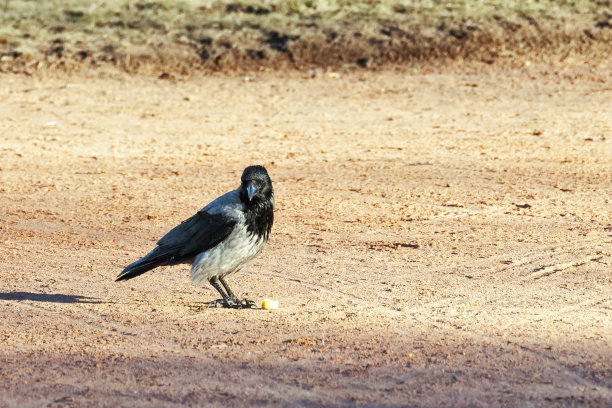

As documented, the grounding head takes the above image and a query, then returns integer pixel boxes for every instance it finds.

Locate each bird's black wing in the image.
[116,210,237,281]
[157,210,237,263]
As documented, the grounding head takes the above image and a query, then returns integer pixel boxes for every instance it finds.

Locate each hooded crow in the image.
[116,165,274,308]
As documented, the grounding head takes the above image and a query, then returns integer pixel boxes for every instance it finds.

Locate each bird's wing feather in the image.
[117,189,243,282]
[157,210,237,264]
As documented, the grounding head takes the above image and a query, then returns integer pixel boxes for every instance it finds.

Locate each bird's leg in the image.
[208,277,238,308]
[219,276,255,308]
[218,276,239,303]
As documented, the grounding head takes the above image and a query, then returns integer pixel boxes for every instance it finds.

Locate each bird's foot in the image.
[238,298,256,309]
[226,297,256,309]
[208,298,256,309]
[207,299,228,308]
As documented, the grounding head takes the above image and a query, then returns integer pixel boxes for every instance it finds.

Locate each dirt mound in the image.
[1,1,611,74]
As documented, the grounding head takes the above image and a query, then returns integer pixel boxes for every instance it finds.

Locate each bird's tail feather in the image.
[116,248,169,281]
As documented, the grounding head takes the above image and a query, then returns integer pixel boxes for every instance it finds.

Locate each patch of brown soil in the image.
[0,64,610,406]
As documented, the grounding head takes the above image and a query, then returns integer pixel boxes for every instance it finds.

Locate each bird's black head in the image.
[239,165,274,207]
[240,165,274,241]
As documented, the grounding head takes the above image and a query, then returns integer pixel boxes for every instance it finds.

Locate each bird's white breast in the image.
[190,224,266,285]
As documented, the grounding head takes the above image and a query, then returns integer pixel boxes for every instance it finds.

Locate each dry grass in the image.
[1,0,611,73]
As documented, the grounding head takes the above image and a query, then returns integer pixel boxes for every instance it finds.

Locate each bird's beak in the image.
[246,183,258,201]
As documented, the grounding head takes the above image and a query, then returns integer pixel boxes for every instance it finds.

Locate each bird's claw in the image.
[228,297,256,309]
[209,298,256,309]
[240,298,256,308]
[208,299,228,308]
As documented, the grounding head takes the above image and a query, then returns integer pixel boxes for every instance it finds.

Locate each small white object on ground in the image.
[261,299,279,310]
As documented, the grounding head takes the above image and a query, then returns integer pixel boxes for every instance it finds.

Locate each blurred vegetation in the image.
[0,1,610,72]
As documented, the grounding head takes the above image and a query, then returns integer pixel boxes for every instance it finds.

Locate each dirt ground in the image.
[0,62,611,407]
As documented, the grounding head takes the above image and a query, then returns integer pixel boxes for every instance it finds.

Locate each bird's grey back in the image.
[203,189,245,218]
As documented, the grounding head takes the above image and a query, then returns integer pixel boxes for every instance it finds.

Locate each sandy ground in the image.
[0,63,611,407]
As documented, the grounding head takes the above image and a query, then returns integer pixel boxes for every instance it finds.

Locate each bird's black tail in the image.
[116,248,169,282]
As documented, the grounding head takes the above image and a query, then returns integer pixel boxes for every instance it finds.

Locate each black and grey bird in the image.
[116,165,274,308]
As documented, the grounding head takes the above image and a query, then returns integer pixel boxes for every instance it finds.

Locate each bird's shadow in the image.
[0,291,104,304]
